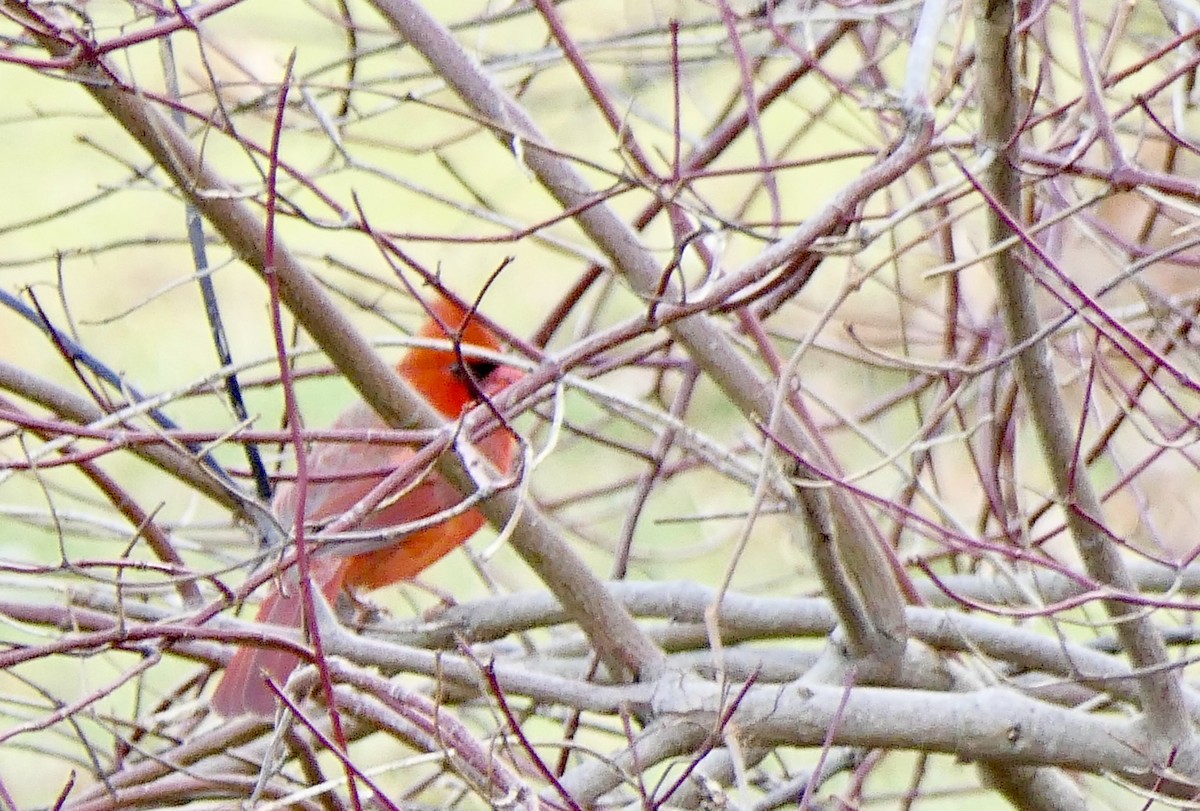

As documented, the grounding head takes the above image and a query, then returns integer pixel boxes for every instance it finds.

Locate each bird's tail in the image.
[212,559,345,717]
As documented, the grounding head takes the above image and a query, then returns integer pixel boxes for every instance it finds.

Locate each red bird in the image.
[213,299,519,716]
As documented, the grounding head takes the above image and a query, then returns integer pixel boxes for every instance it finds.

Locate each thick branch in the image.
[370,0,910,673]
[3,0,662,684]
[976,0,1194,758]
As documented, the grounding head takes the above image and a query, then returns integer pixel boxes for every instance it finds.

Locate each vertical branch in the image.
[155,16,271,505]
[976,0,1194,759]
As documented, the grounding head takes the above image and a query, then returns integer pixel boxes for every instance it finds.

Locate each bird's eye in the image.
[450,358,500,387]
[466,359,500,380]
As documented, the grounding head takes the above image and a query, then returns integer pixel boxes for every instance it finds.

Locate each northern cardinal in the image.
[213,298,519,716]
